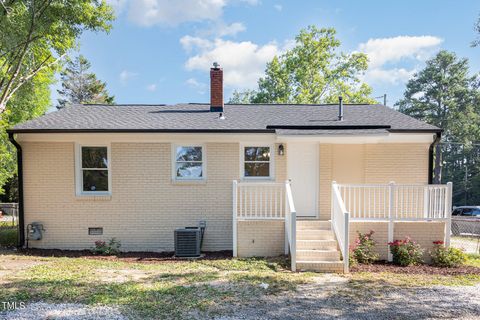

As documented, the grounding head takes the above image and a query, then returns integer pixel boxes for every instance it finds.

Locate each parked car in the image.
[451,206,480,236]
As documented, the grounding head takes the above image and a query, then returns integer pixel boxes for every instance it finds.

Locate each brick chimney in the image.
[210,62,223,112]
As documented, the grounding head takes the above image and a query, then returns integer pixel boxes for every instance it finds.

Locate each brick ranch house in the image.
[7,64,452,272]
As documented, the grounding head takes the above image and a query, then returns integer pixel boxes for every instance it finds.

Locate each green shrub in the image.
[431,241,466,268]
[388,237,424,266]
[351,231,379,264]
[0,227,18,247]
[91,238,121,255]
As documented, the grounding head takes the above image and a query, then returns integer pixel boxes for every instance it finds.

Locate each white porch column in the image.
[445,182,453,248]
[387,181,395,262]
[232,180,238,257]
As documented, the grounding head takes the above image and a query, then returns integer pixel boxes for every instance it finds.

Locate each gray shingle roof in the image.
[10,103,441,134]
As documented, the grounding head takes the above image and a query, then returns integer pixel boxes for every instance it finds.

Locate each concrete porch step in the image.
[296,229,335,241]
[296,261,344,273]
[296,220,331,230]
[296,249,340,261]
[297,239,338,250]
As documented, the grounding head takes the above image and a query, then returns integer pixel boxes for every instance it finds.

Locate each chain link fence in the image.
[0,203,18,247]
[450,218,480,254]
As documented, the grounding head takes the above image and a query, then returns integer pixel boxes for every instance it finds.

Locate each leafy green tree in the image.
[0,0,114,195]
[57,55,114,109]
[0,0,114,114]
[230,26,375,104]
[229,89,257,104]
[396,50,480,204]
[0,69,53,194]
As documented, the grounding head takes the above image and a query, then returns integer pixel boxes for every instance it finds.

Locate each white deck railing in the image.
[337,183,452,221]
[333,181,453,261]
[232,180,296,271]
[331,182,350,273]
[235,182,285,220]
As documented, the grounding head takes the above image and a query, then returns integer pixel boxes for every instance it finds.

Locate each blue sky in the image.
[66,0,480,107]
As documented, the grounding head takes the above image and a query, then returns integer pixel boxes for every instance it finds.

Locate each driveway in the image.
[3,276,480,319]
[216,276,480,319]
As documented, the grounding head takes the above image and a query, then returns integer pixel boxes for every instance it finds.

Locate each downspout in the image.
[428,132,441,184]
[8,132,25,248]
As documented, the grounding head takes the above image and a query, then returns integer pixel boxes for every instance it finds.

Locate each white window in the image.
[242,145,273,179]
[75,145,111,195]
[173,145,205,180]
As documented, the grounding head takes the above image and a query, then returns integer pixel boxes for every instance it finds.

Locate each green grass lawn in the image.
[1,252,479,319]
[0,253,314,319]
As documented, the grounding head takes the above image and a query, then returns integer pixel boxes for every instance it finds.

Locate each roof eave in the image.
[7,127,443,135]
[6,128,277,134]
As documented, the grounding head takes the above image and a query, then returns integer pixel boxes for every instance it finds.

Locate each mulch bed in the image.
[351,261,480,275]
[14,248,233,264]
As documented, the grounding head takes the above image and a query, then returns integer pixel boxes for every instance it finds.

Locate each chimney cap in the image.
[212,62,220,69]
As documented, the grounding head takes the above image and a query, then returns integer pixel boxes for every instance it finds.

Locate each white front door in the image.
[287,142,318,217]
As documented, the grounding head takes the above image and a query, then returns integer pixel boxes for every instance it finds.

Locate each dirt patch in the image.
[0,259,45,271]
[0,257,48,284]
[17,248,233,263]
[351,261,480,275]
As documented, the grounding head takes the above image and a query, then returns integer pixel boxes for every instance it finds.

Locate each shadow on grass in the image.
[0,275,237,319]
[0,263,296,319]
[7,248,233,262]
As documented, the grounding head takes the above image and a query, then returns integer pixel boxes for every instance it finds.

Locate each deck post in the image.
[284,181,289,255]
[387,181,395,262]
[423,186,429,218]
[445,182,453,248]
[344,212,350,273]
[290,211,296,272]
[232,180,238,257]
[331,181,336,223]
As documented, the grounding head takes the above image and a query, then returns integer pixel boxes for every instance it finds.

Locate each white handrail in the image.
[285,180,296,272]
[331,181,350,273]
[337,183,451,221]
[235,181,285,220]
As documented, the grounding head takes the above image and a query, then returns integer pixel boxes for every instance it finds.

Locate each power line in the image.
[374,94,387,106]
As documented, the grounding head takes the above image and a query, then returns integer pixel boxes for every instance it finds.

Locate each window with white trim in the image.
[243,146,272,178]
[174,145,204,180]
[78,146,110,194]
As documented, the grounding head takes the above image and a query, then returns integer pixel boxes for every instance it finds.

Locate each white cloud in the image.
[358,35,442,84]
[119,70,138,85]
[359,35,443,68]
[127,0,227,27]
[146,84,157,91]
[364,68,416,85]
[274,4,282,11]
[186,77,207,94]
[182,37,288,89]
[106,0,127,13]
[239,0,259,5]
[217,22,246,37]
[180,35,213,52]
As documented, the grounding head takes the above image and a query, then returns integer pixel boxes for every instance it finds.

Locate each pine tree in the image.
[396,50,480,204]
[57,55,114,109]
